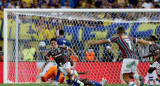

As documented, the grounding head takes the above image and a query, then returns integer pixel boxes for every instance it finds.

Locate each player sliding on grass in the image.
[43,38,84,86]
[89,26,154,86]
[65,70,107,86]
[39,61,107,86]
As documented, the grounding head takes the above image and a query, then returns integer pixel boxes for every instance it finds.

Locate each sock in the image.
[148,72,154,85]
[91,80,102,86]
[55,70,60,82]
[149,78,154,85]
[71,76,83,85]
[71,70,79,79]
[129,81,137,86]
[133,74,139,80]
[55,66,60,82]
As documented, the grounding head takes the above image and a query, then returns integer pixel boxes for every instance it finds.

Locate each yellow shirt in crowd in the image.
[22,0,33,7]
[22,48,36,61]
[0,11,3,19]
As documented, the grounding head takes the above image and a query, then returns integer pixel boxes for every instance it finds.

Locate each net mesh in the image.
[5,11,160,84]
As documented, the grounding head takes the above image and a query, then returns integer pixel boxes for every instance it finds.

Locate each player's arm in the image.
[143,53,154,58]
[137,39,155,45]
[89,39,110,45]
[150,53,160,65]
[77,71,89,75]
[68,47,79,59]
[43,50,51,60]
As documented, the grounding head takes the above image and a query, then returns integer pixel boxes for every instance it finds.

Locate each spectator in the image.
[107,0,115,4]
[102,46,114,62]
[150,12,159,21]
[129,0,138,6]
[137,13,148,23]
[0,46,3,62]
[22,0,33,8]
[61,0,74,8]
[94,0,102,8]
[22,41,37,61]
[84,48,97,62]
[125,12,137,21]
[0,5,4,20]
[77,0,83,8]
[8,0,16,8]
[48,0,59,8]
[112,1,118,8]
[2,0,9,8]
[137,1,143,8]
[100,0,108,8]
[19,1,27,8]
[84,2,91,8]
[113,13,123,23]
[117,0,125,7]
[41,1,48,8]
[32,1,40,8]
[0,1,2,6]
[153,0,160,8]
[61,1,71,9]
[142,0,153,8]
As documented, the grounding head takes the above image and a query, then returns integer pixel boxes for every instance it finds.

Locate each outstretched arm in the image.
[143,53,154,58]
[137,39,154,45]
[68,47,79,59]
[77,71,89,75]
[89,39,110,45]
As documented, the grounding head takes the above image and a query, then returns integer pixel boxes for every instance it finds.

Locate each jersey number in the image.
[126,40,132,50]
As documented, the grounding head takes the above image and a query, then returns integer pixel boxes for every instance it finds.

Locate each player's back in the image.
[57,37,70,47]
[110,34,137,59]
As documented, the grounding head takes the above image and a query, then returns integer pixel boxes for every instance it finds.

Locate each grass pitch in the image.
[0,83,153,86]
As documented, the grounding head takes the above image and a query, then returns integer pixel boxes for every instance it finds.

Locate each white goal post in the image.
[3,9,160,84]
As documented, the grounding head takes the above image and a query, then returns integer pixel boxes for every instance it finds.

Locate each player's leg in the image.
[41,66,56,83]
[121,59,141,86]
[152,70,160,85]
[66,68,84,86]
[59,62,84,86]
[129,73,143,86]
[130,59,143,86]
[58,73,65,84]
[147,67,156,85]
[54,66,60,85]
[37,62,53,79]
[144,72,149,84]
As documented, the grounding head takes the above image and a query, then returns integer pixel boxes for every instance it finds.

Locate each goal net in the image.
[3,9,160,84]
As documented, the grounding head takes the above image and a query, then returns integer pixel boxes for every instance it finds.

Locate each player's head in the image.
[50,38,57,48]
[59,29,64,36]
[117,26,125,35]
[149,35,157,42]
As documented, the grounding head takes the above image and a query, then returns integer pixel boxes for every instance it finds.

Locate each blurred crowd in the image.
[0,0,160,20]
[0,0,160,9]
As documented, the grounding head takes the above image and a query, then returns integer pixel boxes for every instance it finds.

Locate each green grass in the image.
[0,83,156,86]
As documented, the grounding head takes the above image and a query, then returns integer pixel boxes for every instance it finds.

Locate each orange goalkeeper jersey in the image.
[41,66,64,83]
